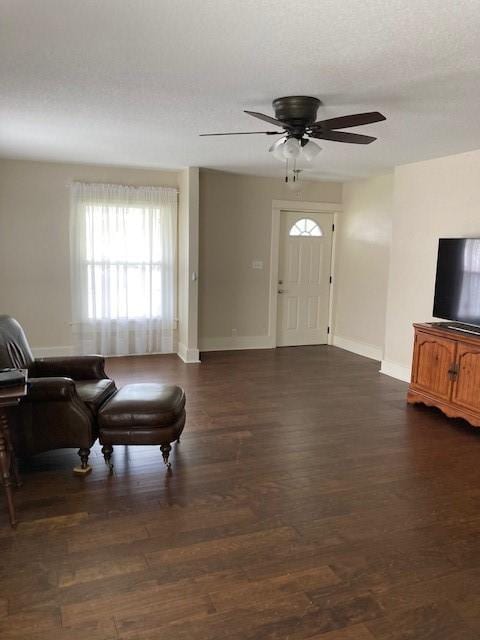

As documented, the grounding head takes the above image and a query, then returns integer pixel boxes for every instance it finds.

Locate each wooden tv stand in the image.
[408,323,480,427]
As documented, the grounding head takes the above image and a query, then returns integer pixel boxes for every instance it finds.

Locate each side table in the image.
[0,373,27,527]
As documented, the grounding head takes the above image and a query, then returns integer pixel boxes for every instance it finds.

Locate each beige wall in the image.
[199,169,342,350]
[332,174,393,359]
[382,149,480,380]
[0,158,179,352]
[14,150,477,372]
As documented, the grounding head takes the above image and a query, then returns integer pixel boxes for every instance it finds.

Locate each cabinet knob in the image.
[448,363,459,380]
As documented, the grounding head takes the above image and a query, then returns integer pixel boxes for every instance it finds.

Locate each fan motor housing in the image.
[272,96,321,128]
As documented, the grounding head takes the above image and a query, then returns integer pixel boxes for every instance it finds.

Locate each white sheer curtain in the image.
[70,182,177,356]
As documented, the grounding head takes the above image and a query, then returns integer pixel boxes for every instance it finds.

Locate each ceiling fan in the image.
[200,96,386,164]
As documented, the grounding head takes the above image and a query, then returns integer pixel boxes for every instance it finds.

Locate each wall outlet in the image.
[232,328,237,337]
[252,260,263,270]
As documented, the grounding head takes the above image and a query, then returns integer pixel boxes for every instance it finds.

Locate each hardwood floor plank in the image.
[113,594,215,638]
[16,511,89,533]
[145,525,298,567]
[367,602,479,640]
[0,608,60,639]
[208,565,338,612]
[308,624,376,640]
[67,523,150,553]
[115,593,324,640]
[58,555,148,588]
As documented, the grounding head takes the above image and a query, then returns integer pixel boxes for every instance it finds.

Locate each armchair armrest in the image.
[26,377,78,402]
[31,356,108,380]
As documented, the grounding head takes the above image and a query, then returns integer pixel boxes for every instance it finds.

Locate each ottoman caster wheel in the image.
[101,445,114,474]
[160,443,172,470]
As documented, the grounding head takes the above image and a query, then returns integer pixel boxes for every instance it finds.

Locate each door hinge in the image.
[329,275,332,284]
[327,326,330,335]
[332,223,335,232]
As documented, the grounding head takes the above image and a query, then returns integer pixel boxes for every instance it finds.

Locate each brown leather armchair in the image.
[0,315,116,472]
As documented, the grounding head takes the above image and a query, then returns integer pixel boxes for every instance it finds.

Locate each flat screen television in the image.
[433,238,480,327]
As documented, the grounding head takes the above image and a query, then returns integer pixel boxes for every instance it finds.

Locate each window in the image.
[85,204,164,320]
[70,182,177,356]
[289,218,322,237]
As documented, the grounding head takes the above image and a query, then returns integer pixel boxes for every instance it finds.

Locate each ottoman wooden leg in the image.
[160,443,172,469]
[102,444,114,474]
[74,448,92,476]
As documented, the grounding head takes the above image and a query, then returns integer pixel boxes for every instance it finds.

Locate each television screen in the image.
[433,238,480,326]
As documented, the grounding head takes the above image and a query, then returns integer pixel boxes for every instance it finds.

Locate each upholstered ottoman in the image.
[98,383,186,472]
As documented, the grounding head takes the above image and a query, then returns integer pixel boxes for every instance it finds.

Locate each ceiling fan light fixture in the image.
[283,137,301,159]
[200,97,385,181]
[269,137,287,161]
[302,139,322,162]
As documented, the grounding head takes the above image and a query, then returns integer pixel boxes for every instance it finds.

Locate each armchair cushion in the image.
[75,379,117,415]
[31,355,108,380]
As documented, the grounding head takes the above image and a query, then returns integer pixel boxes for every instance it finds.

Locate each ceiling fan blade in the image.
[244,110,287,128]
[312,111,386,130]
[310,130,377,144]
[200,131,280,136]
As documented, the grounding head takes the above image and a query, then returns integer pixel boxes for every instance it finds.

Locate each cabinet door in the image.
[451,341,480,412]
[411,332,456,400]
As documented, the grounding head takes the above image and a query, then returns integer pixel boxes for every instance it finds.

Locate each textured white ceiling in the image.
[2,0,480,180]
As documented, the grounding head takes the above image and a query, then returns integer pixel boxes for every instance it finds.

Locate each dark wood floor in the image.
[3,346,480,639]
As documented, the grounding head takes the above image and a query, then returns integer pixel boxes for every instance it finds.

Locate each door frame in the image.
[267,199,342,348]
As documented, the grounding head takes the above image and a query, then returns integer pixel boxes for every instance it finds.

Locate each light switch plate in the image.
[252,260,263,270]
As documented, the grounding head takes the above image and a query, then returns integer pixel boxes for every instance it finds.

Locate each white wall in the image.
[0,158,180,354]
[382,149,480,381]
[332,174,393,361]
[199,169,342,351]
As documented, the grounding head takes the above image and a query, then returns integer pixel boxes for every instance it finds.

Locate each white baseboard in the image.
[332,334,383,362]
[380,359,411,382]
[33,346,184,359]
[177,343,201,363]
[31,346,75,358]
[200,335,274,352]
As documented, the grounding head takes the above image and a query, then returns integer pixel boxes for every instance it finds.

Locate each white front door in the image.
[276,212,333,347]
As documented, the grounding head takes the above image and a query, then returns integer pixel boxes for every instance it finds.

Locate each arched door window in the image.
[289,218,323,237]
